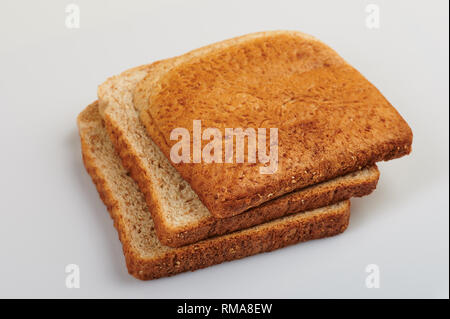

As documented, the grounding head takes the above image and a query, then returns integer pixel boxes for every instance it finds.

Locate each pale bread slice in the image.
[133,30,412,218]
[78,101,351,280]
[98,63,378,247]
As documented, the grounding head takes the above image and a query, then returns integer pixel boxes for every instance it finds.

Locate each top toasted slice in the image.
[134,30,412,218]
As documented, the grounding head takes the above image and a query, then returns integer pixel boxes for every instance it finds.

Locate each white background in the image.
[0,0,448,298]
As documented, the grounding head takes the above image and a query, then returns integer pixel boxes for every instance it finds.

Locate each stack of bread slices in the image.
[77,31,412,280]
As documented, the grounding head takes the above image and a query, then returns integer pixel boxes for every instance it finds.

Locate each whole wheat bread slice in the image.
[132,30,412,218]
[78,102,351,280]
[98,63,378,247]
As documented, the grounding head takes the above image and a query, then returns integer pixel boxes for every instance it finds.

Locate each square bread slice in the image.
[98,63,379,247]
[132,30,412,218]
[78,101,351,280]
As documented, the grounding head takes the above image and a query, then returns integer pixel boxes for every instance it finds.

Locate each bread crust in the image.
[97,45,379,248]
[105,109,377,247]
[78,102,350,280]
[135,30,412,218]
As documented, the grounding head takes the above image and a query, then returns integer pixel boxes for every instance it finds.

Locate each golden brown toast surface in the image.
[136,31,412,218]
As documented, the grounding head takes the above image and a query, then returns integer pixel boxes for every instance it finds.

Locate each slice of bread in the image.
[78,102,351,280]
[98,63,379,248]
[133,30,412,218]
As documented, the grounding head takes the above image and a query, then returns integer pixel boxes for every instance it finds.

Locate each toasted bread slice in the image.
[132,30,412,218]
[78,102,351,280]
[98,63,378,247]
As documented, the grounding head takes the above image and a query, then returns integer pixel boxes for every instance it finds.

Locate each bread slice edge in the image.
[105,106,376,247]
[98,59,378,248]
[78,101,351,280]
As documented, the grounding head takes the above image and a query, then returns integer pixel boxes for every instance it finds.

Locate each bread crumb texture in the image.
[78,102,350,280]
